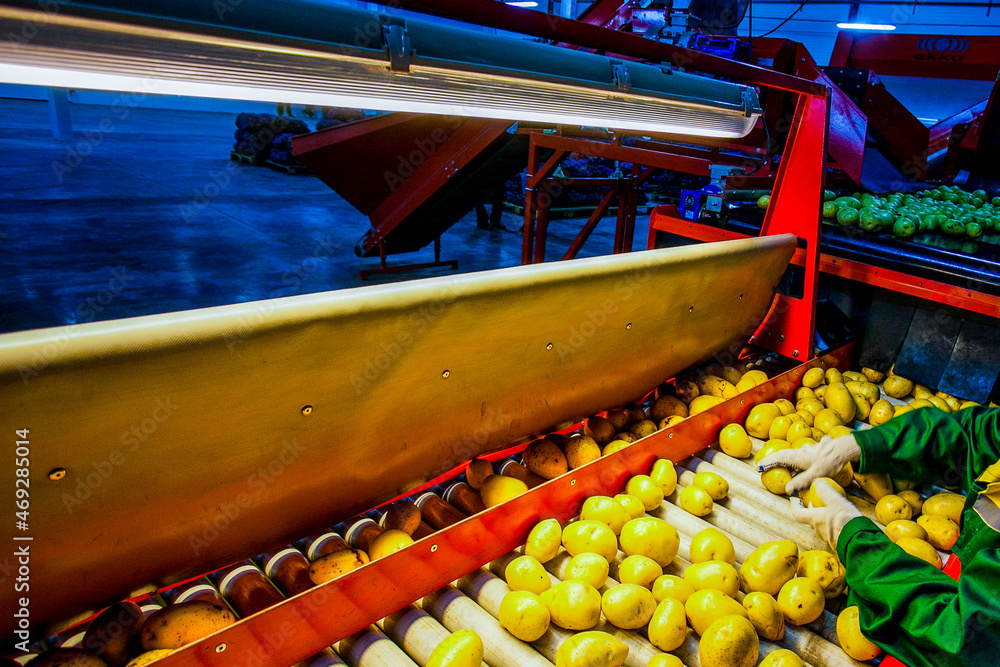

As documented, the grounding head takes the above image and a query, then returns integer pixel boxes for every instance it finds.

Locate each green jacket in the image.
[843,406,1000,667]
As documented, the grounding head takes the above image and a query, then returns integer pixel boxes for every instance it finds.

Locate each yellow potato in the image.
[555,631,628,667]
[917,514,960,551]
[679,485,714,516]
[309,548,370,584]
[777,577,825,625]
[698,615,758,667]
[923,492,966,524]
[837,606,881,661]
[601,583,657,629]
[647,598,688,652]
[140,600,236,651]
[427,629,483,667]
[499,590,550,642]
[743,591,784,641]
[565,436,601,470]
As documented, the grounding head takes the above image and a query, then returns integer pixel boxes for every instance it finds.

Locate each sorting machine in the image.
[2,1,999,667]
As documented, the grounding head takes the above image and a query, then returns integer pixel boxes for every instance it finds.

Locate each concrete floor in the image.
[0,98,647,334]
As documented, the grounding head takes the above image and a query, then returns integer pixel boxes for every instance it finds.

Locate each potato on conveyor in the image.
[82,601,144,666]
[139,600,236,651]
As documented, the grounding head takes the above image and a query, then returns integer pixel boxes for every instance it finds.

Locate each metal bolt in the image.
[442,370,450,378]
[546,343,553,350]
[48,468,66,481]
[301,405,313,415]
[793,350,800,357]
[779,335,785,341]
[668,433,674,438]
[570,479,576,485]
[216,644,227,653]
[626,323,632,330]
[431,544,438,553]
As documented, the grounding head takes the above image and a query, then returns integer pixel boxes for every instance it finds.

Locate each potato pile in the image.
[740,362,974,569]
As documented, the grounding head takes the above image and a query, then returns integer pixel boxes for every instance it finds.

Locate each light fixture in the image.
[0,1,762,139]
[836,23,897,31]
[505,1,540,6]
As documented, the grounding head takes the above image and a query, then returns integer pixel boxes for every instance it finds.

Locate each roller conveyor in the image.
[9,340,905,667]
[719,216,1000,296]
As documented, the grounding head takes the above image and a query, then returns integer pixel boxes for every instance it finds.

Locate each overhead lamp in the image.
[0,2,761,139]
[505,1,540,6]
[837,23,897,31]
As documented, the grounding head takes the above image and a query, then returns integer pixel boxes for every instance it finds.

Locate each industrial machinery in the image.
[1,1,998,667]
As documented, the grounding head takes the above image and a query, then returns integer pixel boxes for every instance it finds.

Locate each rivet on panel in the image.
[626,323,632,330]
[48,468,67,481]
[301,405,313,415]
[668,433,674,438]
[688,306,694,312]
[570,479,576,485]
[739,294,744,299]
[216,644,227,653]
[546,343,553,350]
[431,544,438,553]
[442,370,450,379]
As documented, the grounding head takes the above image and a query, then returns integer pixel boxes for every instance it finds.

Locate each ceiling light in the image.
[0,2,762,139]
[505,1,540,6]
[837,23,897,31]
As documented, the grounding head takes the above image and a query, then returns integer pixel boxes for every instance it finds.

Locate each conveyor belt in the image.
[720,212,1000,296]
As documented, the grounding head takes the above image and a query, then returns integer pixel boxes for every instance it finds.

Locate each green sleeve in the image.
[838,517,1000,667]
[853,407,1000,492]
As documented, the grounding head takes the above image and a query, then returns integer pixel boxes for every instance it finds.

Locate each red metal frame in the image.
[648,209,1000,319]
[519,130,763,263]
[754,93,828,361]
[358,237,458,281]
[131,342,855,666]
[830,31,1000,81]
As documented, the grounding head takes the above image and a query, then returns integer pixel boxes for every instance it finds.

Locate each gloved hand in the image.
[758,434,861,495]
[790,479,863,550]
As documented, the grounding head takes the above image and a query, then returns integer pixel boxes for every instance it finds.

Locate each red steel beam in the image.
[529,133,719,177]
[390,0,826,97]
[829,32,1000,81]
[648,209,1000,319]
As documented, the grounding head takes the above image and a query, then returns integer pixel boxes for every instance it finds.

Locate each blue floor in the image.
[0,98,649,334]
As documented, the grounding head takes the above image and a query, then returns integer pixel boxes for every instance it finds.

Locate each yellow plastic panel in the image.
[0,235,795,636]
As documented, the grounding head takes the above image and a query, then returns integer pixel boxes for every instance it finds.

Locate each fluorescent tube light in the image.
[0,4,762,139]
[505,1,540,6]
[837,23,896,31]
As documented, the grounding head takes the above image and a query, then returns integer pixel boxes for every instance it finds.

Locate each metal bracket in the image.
[382,23,411,73]
[610,61,632,93]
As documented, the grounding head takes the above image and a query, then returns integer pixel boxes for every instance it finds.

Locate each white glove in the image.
[758,434,861,495]
[790,480,863,550]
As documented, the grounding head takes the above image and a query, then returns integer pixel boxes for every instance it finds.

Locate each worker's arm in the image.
[854,406,1000,492]
[838,517,1000,667]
